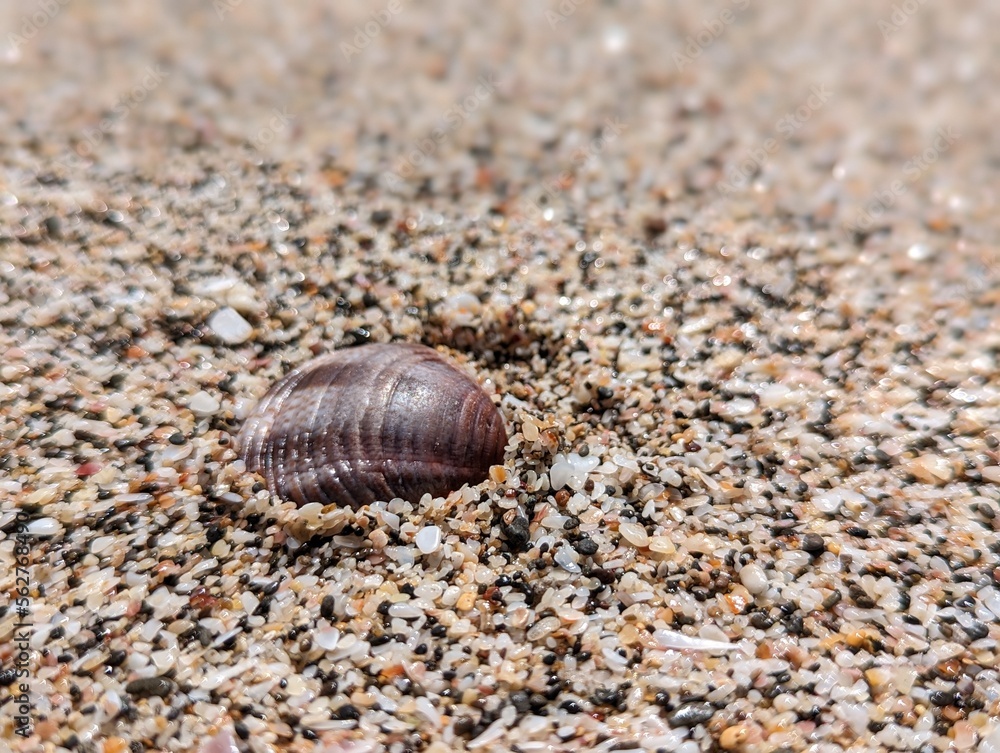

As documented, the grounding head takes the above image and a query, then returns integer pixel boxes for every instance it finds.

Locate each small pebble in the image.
[554,546,582,573]
[501,513,530,552]
[667,703,715,728]
[125,676,175,699]
[522,420,540,442]
[619,522,649,548]
[800,533,825,554]
[25,517,62,536]
[549,453,600,490]
[415,525,442,554]
[719,723,759,749]
[189,390,221,416]
[739,563,768,595]
[574,537,598,556]
[907,454,954,484]
[315,627,340,651]
[25,488,59,506]
[207,307,254,344]
[456,591,476,611]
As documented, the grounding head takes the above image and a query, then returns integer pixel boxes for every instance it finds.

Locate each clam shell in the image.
[237,343,508,508]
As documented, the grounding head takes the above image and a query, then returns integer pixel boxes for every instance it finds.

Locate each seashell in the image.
[237,343,508,508]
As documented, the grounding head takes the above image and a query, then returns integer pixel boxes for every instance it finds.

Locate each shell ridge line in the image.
[461,384,489,480]
[298,359,333,504]
[269,370,306,505]
[374,359,406,503]
[380,457,487,476]
[429,350,499,496]
[316,350,367,504]
[492,406,509,463]
[433,364,458,485]
[398,355,445,500]
[274,369,307,505]
[433,369,471,491]
[237,375,287,470]
[318,350,367,500]
[342,348,394,505]
[256,366,314,503]
[378,351,429,502]
[358,346,409,504]
[341,346,405,505]
[478,392,502,477]
[236,414,263,473]
[296,355,348,507]
[454,362,495,485]
[481,399,506,468]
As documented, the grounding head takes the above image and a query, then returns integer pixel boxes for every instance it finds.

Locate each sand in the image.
[2,3,999,752]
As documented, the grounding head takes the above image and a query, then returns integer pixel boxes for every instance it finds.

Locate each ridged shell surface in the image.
[237,343,508,508]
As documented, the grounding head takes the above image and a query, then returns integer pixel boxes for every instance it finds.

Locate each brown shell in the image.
[237,343,508,508]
